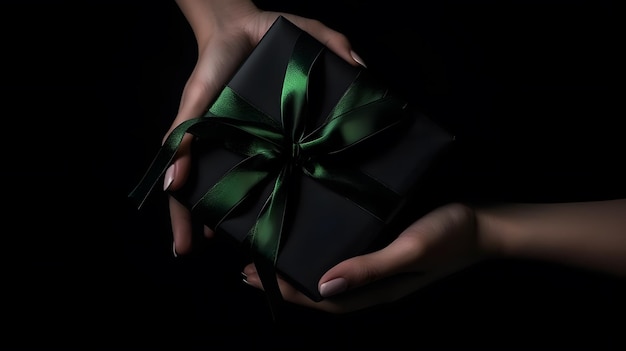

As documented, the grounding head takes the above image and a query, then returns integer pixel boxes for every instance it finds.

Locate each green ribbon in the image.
[129,31,411,315]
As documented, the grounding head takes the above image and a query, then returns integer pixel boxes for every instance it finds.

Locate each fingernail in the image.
[163,164,175,191]
[241,273,252,286]
[172,241,178,258]
[240,271,247,279]
[319,277,348,298]
[350,50,367,68]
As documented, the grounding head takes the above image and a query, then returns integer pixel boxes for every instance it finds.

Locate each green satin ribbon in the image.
[129,31,411,315]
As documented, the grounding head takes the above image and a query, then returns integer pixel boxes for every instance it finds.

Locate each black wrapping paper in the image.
[168,16,454,302]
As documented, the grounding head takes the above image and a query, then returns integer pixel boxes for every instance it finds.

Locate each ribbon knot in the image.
[291,142,310,168]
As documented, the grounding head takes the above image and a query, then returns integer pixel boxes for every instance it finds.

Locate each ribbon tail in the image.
[128,117,209,209]
[248,167,291,262]
[252,252,284,322]
[190,154,278,230]
[247,166,293,320]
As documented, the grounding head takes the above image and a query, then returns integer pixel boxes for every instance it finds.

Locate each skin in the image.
[162,0,626,314]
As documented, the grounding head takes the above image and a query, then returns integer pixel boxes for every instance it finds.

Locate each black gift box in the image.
[131,16,454,302]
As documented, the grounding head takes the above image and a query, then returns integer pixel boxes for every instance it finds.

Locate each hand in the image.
[164,0,365,256]
[243,197,626,313]
[242,203,486,314]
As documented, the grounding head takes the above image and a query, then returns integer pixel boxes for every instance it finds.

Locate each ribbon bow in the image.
[129,30,412,316]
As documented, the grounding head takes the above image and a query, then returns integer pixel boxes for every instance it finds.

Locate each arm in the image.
[479,198,626,277]
[243,199,626,313]
[174,0,259,47]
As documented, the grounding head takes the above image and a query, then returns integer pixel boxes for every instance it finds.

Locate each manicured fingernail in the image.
[319,277,348,298]
[350,50,367,68]
[242,276,252,286]
[172,241,178,258]
[163,164,175,191]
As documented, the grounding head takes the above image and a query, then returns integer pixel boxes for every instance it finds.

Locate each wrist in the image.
[475,200,626,276]
[474,203,516,259]
[175,0,259,47]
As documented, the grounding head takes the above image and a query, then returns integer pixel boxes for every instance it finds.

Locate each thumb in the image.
[162,34,254,191]
[162,79,214,192]
[162,133,193,192]
[317,234,424,298]
[163,79,215,254]
[317,204,475,298]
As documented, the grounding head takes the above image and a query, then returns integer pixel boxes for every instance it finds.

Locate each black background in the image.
[2,0,624,349]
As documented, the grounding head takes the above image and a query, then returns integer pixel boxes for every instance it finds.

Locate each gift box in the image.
[129,16,454,303]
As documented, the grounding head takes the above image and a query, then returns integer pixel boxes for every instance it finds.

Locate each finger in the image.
[319,206,445,297]
[161,81,211,197]
[315,230,431,298]
[166,148,216,250]
[283,16,366,68]
[165,133,194,256]
[203,225,216,239]
[242,263,323,309]
[241,263,439,314]
[165,43,247,250]
[169,195,193,256]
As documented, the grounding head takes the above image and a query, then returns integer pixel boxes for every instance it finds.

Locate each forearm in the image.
[477,198,626,277]
[174,0,258,45]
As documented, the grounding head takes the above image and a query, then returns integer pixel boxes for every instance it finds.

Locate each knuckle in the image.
[355,257,384,285]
